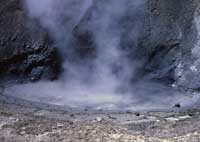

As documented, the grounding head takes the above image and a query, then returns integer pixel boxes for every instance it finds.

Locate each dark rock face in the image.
[0,0,61,81]
[1,0,200,91]
[73,0,200,88]
[146,0,199,88]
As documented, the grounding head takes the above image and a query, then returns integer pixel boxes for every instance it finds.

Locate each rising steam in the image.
[4,0,200,110]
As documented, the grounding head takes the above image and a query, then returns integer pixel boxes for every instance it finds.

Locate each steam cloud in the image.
[4,0,200,110]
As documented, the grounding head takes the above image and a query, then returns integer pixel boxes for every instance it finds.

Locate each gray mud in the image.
[1,86,200,142]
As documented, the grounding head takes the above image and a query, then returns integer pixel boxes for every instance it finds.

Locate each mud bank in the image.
[0,91,200,142]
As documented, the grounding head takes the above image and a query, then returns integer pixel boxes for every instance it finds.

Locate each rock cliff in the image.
[0,0,200,90]
[0,0,60,81]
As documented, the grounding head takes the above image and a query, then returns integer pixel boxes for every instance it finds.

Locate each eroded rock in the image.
[0,0,61,81]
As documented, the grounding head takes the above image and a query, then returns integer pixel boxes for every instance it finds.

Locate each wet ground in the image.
[4,80,200,111]
[1,87,200,142]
